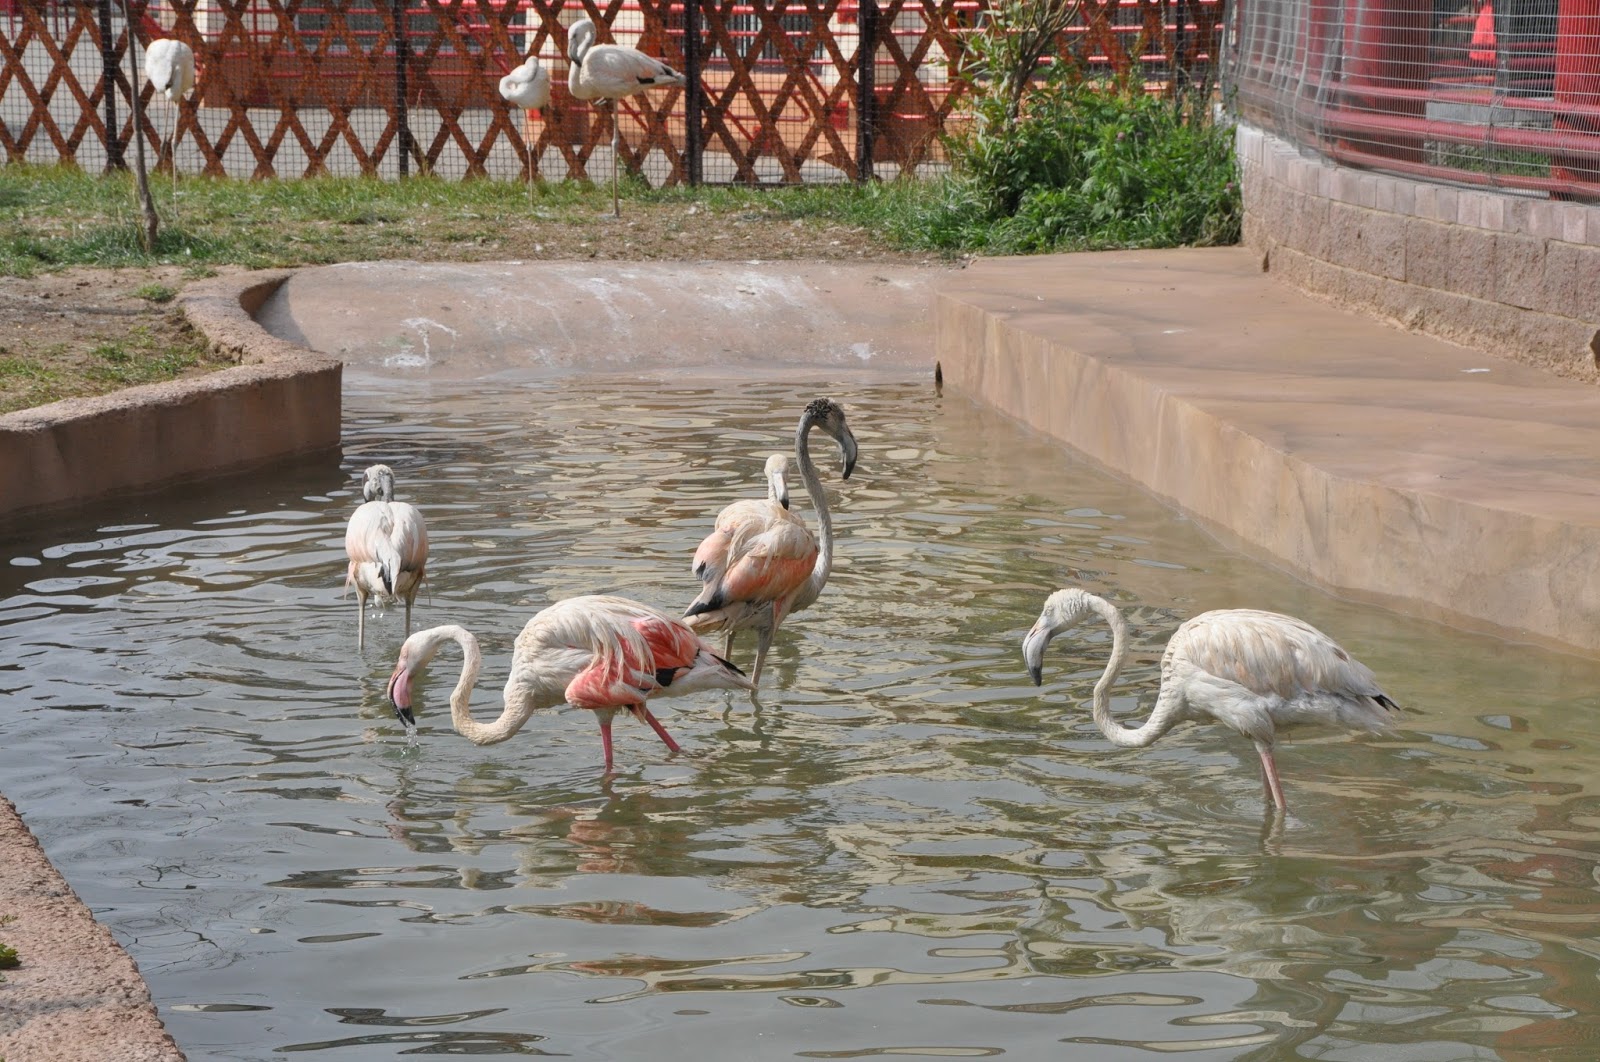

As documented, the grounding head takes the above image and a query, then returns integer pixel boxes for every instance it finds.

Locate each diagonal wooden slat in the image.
[1,0,1221,182]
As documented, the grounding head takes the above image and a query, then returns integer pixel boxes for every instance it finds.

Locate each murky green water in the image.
[4,378,1600,1061]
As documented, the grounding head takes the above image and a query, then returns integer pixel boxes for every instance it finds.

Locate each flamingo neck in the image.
[1084,594,1176,749]
[794,417,834,608]
[435,627,531,746]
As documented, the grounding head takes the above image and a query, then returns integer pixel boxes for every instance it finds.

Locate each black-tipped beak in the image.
[780,495,791,509]
[1028,664,1043,687]
[386,668,416,727]
[1021,625,1048,687]
[841,437,858,481]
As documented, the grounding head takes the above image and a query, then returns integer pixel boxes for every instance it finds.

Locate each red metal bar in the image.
[1553,0,1600,187]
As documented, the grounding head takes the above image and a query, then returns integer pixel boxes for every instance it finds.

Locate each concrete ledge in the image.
[936,247,1600,655]
[1236,123,1600,383]
[0,796,184,1062]
[0,270,342,527]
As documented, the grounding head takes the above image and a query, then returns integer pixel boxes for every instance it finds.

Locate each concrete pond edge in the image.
[1,268,344,1061]
[0,269,343,529]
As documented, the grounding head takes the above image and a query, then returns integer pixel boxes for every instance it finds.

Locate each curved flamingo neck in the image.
[794,415,834,608]
[426,626,531,746]
[1083,594,1178,749]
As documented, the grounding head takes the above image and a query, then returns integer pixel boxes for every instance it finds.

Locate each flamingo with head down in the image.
[1022,588,1401,813]
[387,594,751,772]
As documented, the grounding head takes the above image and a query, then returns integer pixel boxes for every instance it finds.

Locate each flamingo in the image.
[565,16,686,218]
[1021,588,1401,812]
[386,595,753,771]
[142,38,195,197]
[344,464,429,650]
[685,399,858,687]
[497,52,551,205]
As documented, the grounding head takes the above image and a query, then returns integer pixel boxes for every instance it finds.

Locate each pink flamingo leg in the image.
[1255,740,1288,811]
[638,706,681,754]
[598,714,616,773]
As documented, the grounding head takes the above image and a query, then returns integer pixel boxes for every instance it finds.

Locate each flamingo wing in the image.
[716,527,818,608]
[586,44,684,94]
[1173,609,1397,709]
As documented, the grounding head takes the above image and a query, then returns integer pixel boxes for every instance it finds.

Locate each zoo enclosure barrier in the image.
[0,0,1222,185]
[1222,0,1600,199]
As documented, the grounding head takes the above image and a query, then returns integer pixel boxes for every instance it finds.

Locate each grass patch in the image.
[132,281,178,303]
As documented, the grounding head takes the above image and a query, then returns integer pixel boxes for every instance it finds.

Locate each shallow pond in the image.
[4,377,1600,1060]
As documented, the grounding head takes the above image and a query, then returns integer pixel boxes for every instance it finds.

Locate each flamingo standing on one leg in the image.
[685,399,858,687]
[497,52,551,206]
[1021,588,1401,813]
[386,595,752,771]
[345,464,429,650]
[564,16,686,218]
[142,38,196,201]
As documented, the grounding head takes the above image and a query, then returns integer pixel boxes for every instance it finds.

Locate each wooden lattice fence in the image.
[0,0,1223,184]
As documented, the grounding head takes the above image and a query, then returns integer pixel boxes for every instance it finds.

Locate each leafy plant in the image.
[132,282,178,303]
[924,0,1241,253]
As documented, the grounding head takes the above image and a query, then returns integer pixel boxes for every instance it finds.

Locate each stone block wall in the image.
[1237,124,1600,383]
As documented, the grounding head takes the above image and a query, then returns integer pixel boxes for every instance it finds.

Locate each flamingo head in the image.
[361,464,397,503]
[764,453,791,509]
[567,17,597,64]
[802,398,858,480]
[1022,588,1096,686]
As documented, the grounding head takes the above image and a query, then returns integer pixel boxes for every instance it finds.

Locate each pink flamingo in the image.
[344,464,429,650]
[386,595,752,772]
[565,16,686,218]
[1022,588,1400,812]
[685,399,857,687]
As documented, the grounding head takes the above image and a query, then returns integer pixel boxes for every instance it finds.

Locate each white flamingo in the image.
[497,52,551,204]
[685,400,857,687]
[142,38,195,196]
[344,464,429,650]
[565,16,686,218]
[387,595,752,771]
[1022,588,1400,812]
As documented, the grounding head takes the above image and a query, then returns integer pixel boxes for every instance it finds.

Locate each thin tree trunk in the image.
[121,0,158,251]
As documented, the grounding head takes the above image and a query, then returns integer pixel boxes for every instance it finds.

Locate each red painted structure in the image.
[1226,0,1600,198]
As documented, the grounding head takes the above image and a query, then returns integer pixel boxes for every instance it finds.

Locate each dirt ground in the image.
[0,206,931,415]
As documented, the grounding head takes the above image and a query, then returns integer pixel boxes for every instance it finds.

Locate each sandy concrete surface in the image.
[258,259,947,380]
[936,246,1600,655]
[0,797,184,1062]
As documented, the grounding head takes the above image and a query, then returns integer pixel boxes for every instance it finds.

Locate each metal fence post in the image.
[98,0,123,170]
[685,0,702,185]
[856,0,878,182]
[393,0,412,176]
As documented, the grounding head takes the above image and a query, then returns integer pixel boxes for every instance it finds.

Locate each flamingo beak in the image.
[387,664,417,727]
[775,470,791,510]
[839,431,858,481]
[1022,624,1048,686]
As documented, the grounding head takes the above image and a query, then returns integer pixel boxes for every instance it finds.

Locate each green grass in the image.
[132,281,178,303]
[0,146,1239,277]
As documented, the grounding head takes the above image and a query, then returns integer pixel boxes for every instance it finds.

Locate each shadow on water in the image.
[4,377,1600,1059]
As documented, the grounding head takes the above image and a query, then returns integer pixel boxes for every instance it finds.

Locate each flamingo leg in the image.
[1255,740,1288,811]
[599,713,616,773]
[404,593,413,638]
[749,623,775,689]
[610,100,620,218]
[723,629,736,659]
[356,588,367,650]
[638,705,681,754]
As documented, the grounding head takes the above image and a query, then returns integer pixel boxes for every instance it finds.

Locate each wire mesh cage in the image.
[1223,0,1600,198]
[1,0,1224,185]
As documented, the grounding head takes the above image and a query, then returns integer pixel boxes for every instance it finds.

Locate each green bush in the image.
[917,0,1241,255]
